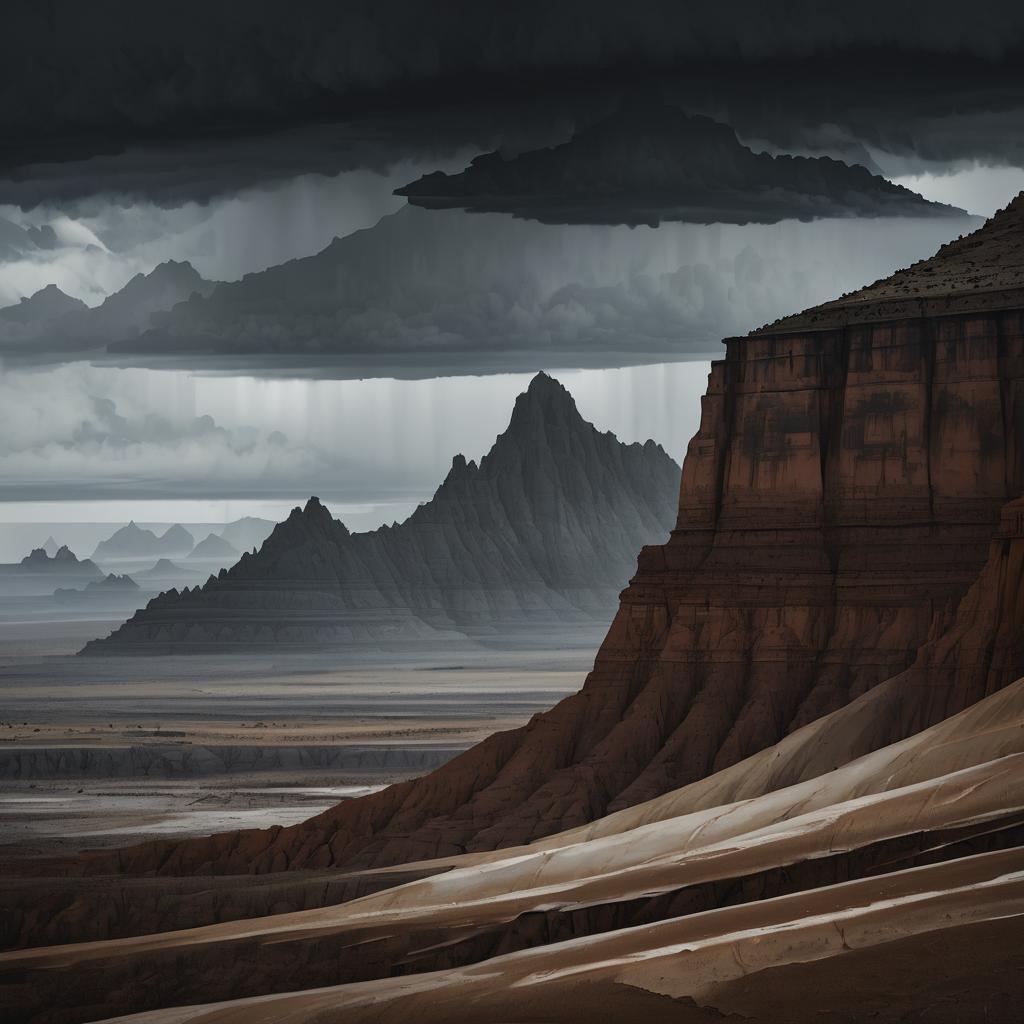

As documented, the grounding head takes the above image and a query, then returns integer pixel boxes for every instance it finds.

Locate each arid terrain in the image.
[0,624,593,858]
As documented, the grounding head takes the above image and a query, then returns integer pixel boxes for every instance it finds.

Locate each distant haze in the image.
[0,361,711,561]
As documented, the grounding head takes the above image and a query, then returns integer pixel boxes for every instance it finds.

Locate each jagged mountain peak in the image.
[301,495,339,524]
[83,374,680,655]
[503,372,585,436]
[271,496,348,539]
[214,497,348,581]
[525,369,569,398]
[442,452,479,485]
[20,544,92,569]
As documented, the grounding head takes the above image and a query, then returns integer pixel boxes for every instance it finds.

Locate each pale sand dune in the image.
[88,851,1024,1024]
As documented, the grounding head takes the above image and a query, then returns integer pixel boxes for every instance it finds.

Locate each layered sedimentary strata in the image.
[84,374,680,651]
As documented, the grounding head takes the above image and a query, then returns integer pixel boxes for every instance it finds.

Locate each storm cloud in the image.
[4,3,1024,208]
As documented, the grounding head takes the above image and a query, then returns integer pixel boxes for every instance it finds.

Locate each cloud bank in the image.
[6,2,1024,147]
[396,105,962,226]
[101,206,978,377]
[0,364,342,502]
[3,4,1024,207]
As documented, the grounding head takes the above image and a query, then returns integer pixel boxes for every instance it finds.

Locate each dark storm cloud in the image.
[0,112,562,210]
[395,104,963,227]
[4,2,1024,207]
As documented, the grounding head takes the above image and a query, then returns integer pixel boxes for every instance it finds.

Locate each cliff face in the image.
[83,373,680,651]
[57,196,1024,885]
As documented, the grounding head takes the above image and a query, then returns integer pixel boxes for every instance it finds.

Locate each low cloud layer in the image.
[0,164,444,308]
[98,206,978,377]
[397,105,962,226]
[0,364,343,501]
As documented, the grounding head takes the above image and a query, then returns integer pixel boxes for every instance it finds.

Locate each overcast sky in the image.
[3,4,1024,550]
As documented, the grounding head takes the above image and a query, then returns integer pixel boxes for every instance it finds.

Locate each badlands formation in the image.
[5,197,1024,1021]
[85,374,680,651]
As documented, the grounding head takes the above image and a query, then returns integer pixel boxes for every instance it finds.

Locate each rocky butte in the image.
[4,197,1024,1022]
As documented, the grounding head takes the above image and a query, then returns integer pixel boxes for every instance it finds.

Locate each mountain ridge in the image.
[82,373,680,652]
[92,522,195,561]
